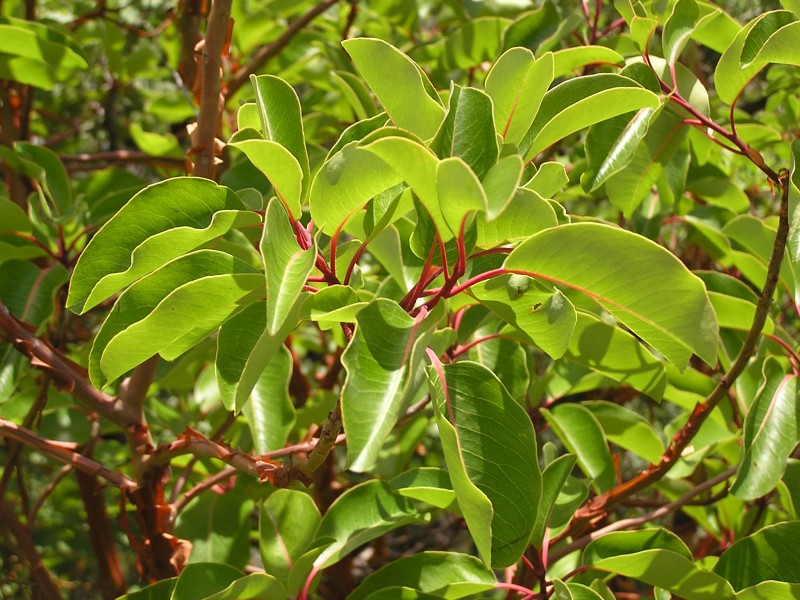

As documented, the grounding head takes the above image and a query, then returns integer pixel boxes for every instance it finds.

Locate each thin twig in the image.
[172,467,238,516]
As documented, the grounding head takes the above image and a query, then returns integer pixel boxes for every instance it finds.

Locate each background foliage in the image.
[1,0,800,599]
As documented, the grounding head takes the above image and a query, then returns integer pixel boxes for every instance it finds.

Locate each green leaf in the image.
[216,297,305,413]
[364,589,445,600]
[431,85,497,179]
[541,404,616,493]
[469,336,530,403]
[390,468,456,510]
[14,142,72,218]
[444,17,511,70]
[262,198,315,334]
[309,139,403,235]
[551,46,624,78]
[593,550,736,599]
[505,223,719,369]
[343,38,444,139]
[437,158,488,234]
[476,188,558,247]
[583,401,665,463]
[582,107,658,192]
[735,582,800,599]
[331,70,379,120]
[249,74,310,202]
[68,178,259,314]
[230,140,303,218]
[605,107,688,217]
[714,522,800,590]
[260,489,320,586]
[116,578,175,600]
[313,480,422,569]
[730,357,799,499]
[175,486,254,569]
[0,54,57,89]
[583,529,693,564]
[521,74,661,161]
[0,261,68,330]
[300,285,367,324]
[349,552,496,600]
[0,23,86,72]
[241,345,295,454]
[662,0,701,67]
[553,580,606,600]
[89,250,262,388]
[342,299,441,472]
[202,574,288,600]
[566,311,667,401]
[482,155,524,220]
[530,454,576,546]
[426,360,541,568]
[485,48,554,147]
[467,274,576,359]
[170,563,244,600]
[709,292,773,334]
[524,162,569,198]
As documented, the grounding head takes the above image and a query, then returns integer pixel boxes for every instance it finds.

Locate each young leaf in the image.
[485,48,554,147]
[342,300,441,472]
[89,250,263,388]
[504,223,719,369]
[551,46,625,78]
[348,552,496,600]
[426,360,541,568]
[343,38,445,139]
[436,158,488,234]
[229,140,303,218]
[730,357,799,500]
[521,74,661,161]
[482,155,524,220]
[262,198,315,334]
[250,74,310,200]
[260,489,320,586]
[541,404,616,493]
[662,0,701,67]
[714,522,800,590]
[68,178,259,314]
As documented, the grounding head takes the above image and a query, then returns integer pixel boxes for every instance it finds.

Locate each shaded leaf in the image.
[583,529,693,564]
[584,401,665,463]
[170,563,244,600]
[203,574,288,600]
[714,522,800,590]
[390,468,456,511]
[260,489,320,586]
[241,345,295,454]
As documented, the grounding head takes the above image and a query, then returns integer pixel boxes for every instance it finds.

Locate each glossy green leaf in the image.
[524,162,569,198]
[426,360,541,568]
[89,250,262,388]
[715,11,797,104]
[309,139,403,235]
[170,563,244,600]
[594,550,736,599]
[230,140,303,218]
[530,454,576,546]
[605,108,688,217]
[521,74,661,161]
[714,522,800,590]
[249,74,310,201]
[662,0,701,67]
[262,198,315,334]
[566,311,667,401]
[505,223,718,369]
[485,48,554,147]
[241,345,295,454]
[584,401,665,463]
[583,529,693,564]
[432,86,497,180]
[68,178,259,314]
[300,285,366,324]
[551,46,624,78]
[349,552,496,600]
[467,274,576,359]
[216,297,305,413]
[541,404,615,492]
[390,468,456,510]
[709,292,773,334]
[343,38,444,139]
[582,107,657,192]
[175,486,253,569]
[553,580,606,600]
[260,489,320,586]
[476,188,558,247]
[437,158,487,235]
[735,581,800,599]
[313,480,422,569]
[202,574,288,600]
[731,357,799,499]
[342,299,440,472]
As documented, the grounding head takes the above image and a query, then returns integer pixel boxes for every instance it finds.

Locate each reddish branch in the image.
[225,0,340,99]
